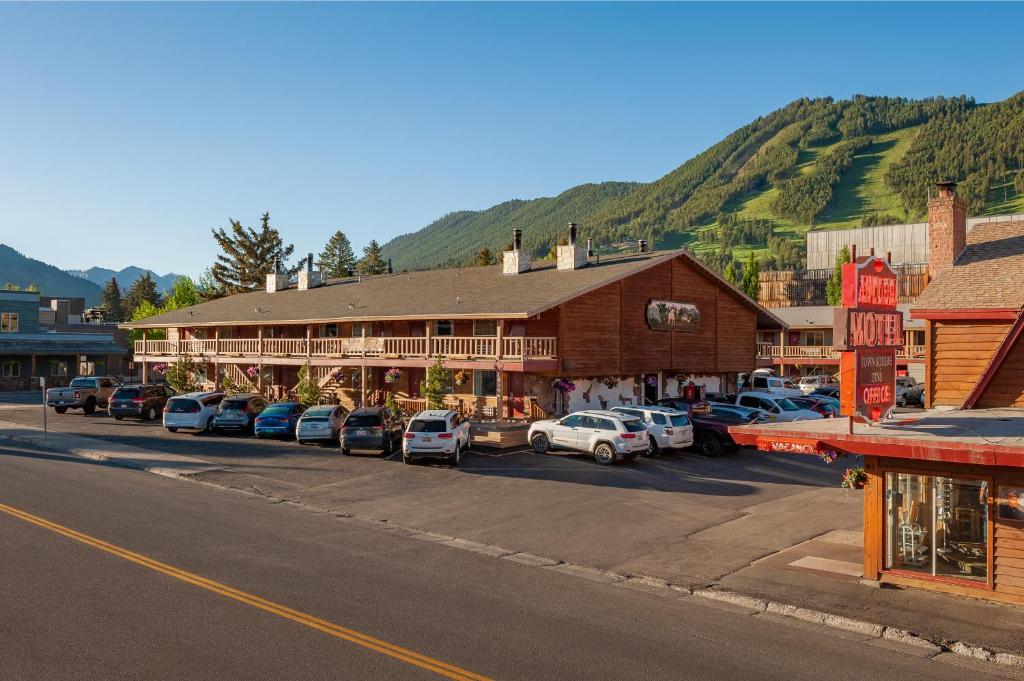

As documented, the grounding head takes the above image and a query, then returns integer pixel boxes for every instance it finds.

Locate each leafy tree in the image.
[421,357,448,410]
[826,246,852,306]
[357,240,388,275]
[196,267,225,301]
[210,212,295,294]
[162,276,202,312]
[319,230,357,278]
[101,277,125,322]
[127,301,166,342]
[294,362,321,406]
[740,252,761,300]
[123,273,161,318]
[473,246,494,266]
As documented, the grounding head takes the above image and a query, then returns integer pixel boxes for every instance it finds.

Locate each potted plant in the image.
[553,378,576,394]
[384,367,402,385]
[454,369,471,387]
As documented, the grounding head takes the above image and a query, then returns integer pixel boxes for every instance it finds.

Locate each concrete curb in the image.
[7,425,1024,671]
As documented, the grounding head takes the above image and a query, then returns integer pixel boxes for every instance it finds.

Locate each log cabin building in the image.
[126,229,785,425]
[731,182,1024,605]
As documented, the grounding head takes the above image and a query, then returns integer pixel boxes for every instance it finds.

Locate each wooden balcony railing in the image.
[134,335,558,361]
[761,344,927,361]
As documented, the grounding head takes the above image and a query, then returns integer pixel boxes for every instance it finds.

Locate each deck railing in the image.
[135,335,558,361]
[762,344,927,361]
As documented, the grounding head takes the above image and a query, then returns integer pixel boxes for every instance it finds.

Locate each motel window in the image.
[351,322,373,337]
[473,320,497,336]
[433,320,453,337]
[885,472,988,584]
[320,323,339,338]
[49,360,69,377]
[2,360,20,377]
[803,330,826,346]
[1,313,18,333]
[473,370,497,397]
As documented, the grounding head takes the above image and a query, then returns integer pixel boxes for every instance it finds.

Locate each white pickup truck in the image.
[46,376,123,415]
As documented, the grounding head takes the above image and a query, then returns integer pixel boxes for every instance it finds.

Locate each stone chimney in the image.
[637,239,648,253]
[557,222,587,271]
[266,258,289,293]
[503,228,531,275]
[927,180,966,279]
[297,253,322,291]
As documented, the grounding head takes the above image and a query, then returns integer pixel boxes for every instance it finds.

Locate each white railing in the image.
[756,341,773,359]
[136,335,558,361]
[764,344,926,361]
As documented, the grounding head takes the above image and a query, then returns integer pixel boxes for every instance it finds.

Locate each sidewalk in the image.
[2,418,1022,665]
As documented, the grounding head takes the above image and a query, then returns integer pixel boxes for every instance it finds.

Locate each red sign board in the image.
[834,255,901,422]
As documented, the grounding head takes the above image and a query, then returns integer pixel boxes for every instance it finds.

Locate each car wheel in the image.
[341,447,350,455]
[113,415,124,421]
[167,427,178,433]
[450,443,460,467]
[203,418,214,433]
[55,407,68,414]
[898,396,907,407]
[146,407,157,421]
[298,439,306,446]
[700,433,724,457]
[644,439,659,458]
[83,398,96,415]
[381,438,392,458]
[530,434,550,454]
[594,443,616,465]
[403,452,413,464]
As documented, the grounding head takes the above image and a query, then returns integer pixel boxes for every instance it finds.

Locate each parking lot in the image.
[0,391,869,588]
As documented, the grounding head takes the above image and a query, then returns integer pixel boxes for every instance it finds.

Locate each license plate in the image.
[357,429,367,436]
[422,437,432,442]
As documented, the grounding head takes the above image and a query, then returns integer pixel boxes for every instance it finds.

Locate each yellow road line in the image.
[0,502,492,681]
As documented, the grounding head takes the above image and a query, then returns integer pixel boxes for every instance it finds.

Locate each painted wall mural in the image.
[646,300,700,332]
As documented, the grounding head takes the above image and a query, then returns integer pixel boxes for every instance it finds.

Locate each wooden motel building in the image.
[127,228,784,427]
[731,183,1024,605]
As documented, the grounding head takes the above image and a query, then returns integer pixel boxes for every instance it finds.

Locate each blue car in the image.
[254,402,306,439]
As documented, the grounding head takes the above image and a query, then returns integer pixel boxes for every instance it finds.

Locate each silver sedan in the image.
[296,405,348,444]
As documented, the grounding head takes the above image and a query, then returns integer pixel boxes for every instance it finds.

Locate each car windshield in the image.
[70,378,93,387]
[669,414,689,427]
[112,388,140,398]
[775,398,801,411]
[346,414,381,427]
[165,398,197,412]
[622,419,646,433]
[408,419,446,433]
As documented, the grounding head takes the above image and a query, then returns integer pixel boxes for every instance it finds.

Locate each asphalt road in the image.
[0,439,991,681]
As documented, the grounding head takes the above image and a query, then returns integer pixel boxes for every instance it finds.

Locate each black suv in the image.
[108,384,175,421]
[340,407,404,456]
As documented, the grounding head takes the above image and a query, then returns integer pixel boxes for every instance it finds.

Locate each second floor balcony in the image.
[134,335,559,362]
[756,342,926,362]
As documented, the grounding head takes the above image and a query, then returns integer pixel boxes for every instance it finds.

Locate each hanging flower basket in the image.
[817,450,840,464]
[245,365,259,379]
[454,369,471,387]
[644,375,659,388]
[152,363,168,373]
[553,378,577,393]
[841,467,867,489]
[384,367,402,384]
[599,376,619,389]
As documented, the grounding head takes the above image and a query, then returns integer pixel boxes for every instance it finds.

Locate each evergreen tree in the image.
[357,240,388,275]
[740,252,761,300]
[319,230,357,278]
[826,246,851,306]
[101,277,125,322]
[210,212,295,294]
[196,267,225,301]
[421,357,448,410]
[123,273,161,317]
[473,246,494,266]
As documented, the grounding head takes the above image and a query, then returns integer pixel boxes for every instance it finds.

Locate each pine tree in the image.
[826,246,851,306]
[740,252,761,300]
[101,277,125,322]
[210,212,295,294]
[357,240,387,275]
[422,357,448,410]
[319,230,357,278]
[123,273,161,317]
[473,246,494,266]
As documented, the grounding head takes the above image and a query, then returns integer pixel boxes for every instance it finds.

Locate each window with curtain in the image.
[473,320,496,336]
[473,370,497,397]
[433,320,453,337]
[1,313,18,333]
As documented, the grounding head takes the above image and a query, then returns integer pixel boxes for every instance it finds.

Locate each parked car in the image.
[46,376,123,415]
[810,385,840,399]
[402,409,472,465]
[528,410,648,465]
[340,406,405,456]
[790,395,840,418]
[212,394,268,433]
[895,376,919,407]
[690,407,762,456]
[254,402,306,439]
[743,374,803,398]
[657,397,713,417]
[734,391,823,422]
[900,382,925,407]
[798,375,837,394]
[611,405,694,456]
[163,392,225,433]
[108,384,174,421]
[708,402,772,423]
[296,404,348,444]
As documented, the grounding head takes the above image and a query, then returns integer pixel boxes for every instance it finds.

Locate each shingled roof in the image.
[126,249,786,329]
[913,221,1024,311]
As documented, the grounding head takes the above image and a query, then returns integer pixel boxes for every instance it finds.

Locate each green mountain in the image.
[0,245,103,305]
[382,92,1024,273]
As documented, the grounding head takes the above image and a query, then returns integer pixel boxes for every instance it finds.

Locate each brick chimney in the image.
[927,180,966,279]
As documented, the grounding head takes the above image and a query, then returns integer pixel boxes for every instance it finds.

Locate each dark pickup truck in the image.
[659,397,762,456]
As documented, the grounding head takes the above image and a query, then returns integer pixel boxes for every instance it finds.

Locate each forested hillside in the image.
[382,92,1024,273]
[0,245,103,304]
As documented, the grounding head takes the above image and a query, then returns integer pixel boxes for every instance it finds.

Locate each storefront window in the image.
[886,472,988,583]
[2,360,20,377]
[49,359,69,377]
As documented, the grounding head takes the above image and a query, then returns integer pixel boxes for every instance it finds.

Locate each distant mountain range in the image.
[381,92,1024,272]
[67,266,185,294]
[1,244,185,306]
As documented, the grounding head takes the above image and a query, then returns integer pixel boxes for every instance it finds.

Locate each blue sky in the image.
[1,2,1022,277]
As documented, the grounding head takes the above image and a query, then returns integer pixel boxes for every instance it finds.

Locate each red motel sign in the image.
[834,255,901,422]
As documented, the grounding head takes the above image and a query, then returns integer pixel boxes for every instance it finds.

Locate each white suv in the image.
[402,410,472,466]
[528,410,648,465]
[611,406,694,456]
[163,392,225,433]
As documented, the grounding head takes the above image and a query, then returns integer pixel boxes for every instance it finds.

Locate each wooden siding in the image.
[670,257,719,374]
[929,320,1011,407]
[525,309,560,338]
[976,330,1024,408]
[620,263,672,375]
[716,292,755,372]
[560,284,622,375]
